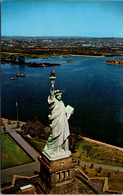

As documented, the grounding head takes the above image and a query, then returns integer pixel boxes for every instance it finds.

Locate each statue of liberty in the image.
[43,71,74,160]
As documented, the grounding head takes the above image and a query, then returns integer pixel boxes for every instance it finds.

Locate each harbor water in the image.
[1,56,123,147]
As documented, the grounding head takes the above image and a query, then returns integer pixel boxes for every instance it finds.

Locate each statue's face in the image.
[56,94,62,101]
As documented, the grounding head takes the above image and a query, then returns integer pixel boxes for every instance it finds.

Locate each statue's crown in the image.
[54,90,63,95]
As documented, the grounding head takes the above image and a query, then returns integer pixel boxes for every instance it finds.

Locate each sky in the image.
[1,1,123,37]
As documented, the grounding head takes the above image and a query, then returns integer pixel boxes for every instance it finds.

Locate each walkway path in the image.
[80,161,123,172]
[2,122,41,184]
[75,168,104,194]
[3,122,40,161]
[1,162,40,184]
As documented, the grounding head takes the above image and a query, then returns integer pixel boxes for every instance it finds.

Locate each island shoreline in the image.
[1,118,123,152]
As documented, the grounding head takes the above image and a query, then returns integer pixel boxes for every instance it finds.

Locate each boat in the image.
[9,77,17,80]
[67,60,76,62]
[106,59,123,65]
[15,73,25,77]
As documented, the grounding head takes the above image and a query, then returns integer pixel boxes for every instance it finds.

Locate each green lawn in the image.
[72,140,123,167]
[29,139,45,152]
[1,134,33,169]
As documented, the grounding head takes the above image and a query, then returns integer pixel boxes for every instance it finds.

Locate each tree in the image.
[97,166,102,173]
[10,55,16,63]
[83,165,86,171]
[90,163,94,169]
[107,172,111,178]
[18,56,25,64]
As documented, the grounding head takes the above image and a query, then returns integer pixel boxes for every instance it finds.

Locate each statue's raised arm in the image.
[49,70,56,100]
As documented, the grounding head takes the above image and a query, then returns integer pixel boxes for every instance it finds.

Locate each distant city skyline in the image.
[1,1,123,38]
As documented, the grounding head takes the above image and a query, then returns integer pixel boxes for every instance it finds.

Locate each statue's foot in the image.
[46,148,54,155]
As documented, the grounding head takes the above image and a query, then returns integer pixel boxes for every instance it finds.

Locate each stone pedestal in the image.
[38,153,79,194]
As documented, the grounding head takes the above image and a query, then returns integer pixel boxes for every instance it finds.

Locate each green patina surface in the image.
[1,134,32,169]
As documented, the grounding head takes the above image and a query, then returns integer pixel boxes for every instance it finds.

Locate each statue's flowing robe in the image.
[46,95,70,150]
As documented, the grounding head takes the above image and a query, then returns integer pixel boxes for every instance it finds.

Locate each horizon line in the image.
[2,35,123,39]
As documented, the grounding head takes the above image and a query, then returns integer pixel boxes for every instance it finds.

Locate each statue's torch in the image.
[49,70,56,91]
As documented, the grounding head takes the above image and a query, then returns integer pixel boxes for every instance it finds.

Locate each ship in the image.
[106,59,123,65]
[67,60,76,62]
[15,73,25,77]
[9,77,17,80]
